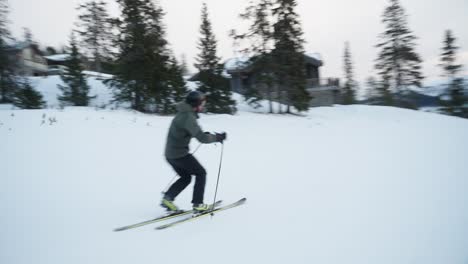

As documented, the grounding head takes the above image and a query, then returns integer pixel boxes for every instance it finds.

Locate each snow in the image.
[412,75,468,97]
[44,54,71,62]
[224,56,251,71]
[1,76,468,264]
[26,75,115,109]
[83,71,114,79]
[306,52,323,62]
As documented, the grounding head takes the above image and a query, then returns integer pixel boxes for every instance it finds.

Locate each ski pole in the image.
[211,142,224,216]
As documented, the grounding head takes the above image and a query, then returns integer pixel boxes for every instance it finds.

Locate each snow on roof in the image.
[306,52,322,62]
[44,54,71,62]
[83,71,114,79]
[224,57,251,71]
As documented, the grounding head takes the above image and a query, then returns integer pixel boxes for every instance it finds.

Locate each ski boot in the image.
[192,203,212,214]
[161,197,180,212]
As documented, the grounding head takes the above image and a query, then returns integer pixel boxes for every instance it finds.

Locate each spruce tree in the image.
[375,0,423,106]
[76,0,113,72]
[107,0,172,113]
[45,46,57,55]
[195,3,219,73]
[195,3,236,114]
[236,0,275,112]
[364,75,394,106]
[342,41,356,104]
[12,78,45,109]
[159,56,188,114]
[180,54,189,76]
[0,0,9,38]
[0,0,17,103]
[272,0,310,113]
[378,75,394,106]
[23,27,34,43]
[365,76,378,102]
[57,34,94,106]
[438,30,466,117]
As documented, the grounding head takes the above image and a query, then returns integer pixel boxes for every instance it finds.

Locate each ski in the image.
[114,200,222,232]
[155,198,246,230]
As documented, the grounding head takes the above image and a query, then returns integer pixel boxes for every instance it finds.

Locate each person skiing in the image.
[161,91,226,213]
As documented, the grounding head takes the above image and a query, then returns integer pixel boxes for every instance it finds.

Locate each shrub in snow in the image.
[12,80,45,109]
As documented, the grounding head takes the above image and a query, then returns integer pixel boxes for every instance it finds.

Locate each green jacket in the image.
[165,102,218,159]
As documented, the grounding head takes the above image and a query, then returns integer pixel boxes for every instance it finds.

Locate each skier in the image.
[161,91,226,213]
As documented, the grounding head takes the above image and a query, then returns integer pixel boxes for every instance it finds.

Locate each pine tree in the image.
[0,0,8,38]
[23,27,34,43]
[0,0,17,103]
[76,0,113,72]
[375,0,423,106]
[365,76,378,102]
[364,75,394,106]
[195,3,219,72]
[342,41,356,104]
[438,30,466,117]
[180,53,189,76]
[45,46,57,55]
[159,56,188,114]
[107,0,172,113]
[236,0,275,112]
[272,0,310,113]
[195,3,236,114]
[57,34,94,106]
[12,78,45,109]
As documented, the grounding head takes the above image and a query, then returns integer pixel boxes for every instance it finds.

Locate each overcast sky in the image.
[8,0,468,86]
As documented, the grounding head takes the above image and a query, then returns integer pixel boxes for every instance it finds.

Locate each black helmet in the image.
[185,91,206,107]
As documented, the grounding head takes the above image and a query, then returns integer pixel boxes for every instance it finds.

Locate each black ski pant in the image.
[165,154,206,204]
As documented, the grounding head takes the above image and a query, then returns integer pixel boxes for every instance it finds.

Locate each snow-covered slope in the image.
[28,74,115,109]
[2,101,468,264]
[414,75,468,97]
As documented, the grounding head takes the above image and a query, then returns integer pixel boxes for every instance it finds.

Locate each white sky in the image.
[8,0,468,86]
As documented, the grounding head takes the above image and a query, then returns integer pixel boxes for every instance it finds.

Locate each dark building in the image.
[224,53,340,107]
[44,54,71,75]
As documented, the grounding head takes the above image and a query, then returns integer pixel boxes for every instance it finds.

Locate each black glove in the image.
[215,132,227,143]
